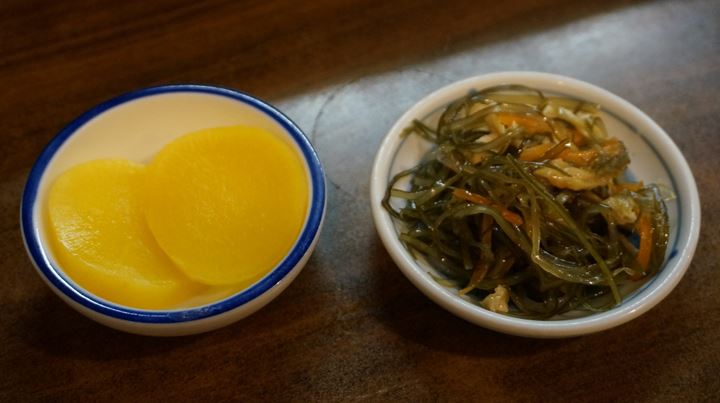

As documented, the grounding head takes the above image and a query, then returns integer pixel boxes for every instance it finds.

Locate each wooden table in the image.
[2,0,718,400]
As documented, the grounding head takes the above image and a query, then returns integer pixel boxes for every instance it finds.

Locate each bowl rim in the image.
[20,84,326,324]
[370,71,701,337]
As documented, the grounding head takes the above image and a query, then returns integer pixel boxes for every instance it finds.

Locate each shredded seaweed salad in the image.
[383,85,669,319]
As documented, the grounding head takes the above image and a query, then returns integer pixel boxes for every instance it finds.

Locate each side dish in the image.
[383,85,669,318]
[47,125,308,310]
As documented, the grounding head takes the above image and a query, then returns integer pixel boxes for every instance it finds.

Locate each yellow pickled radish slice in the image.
[144,126,309,286]
[47,159,202,309]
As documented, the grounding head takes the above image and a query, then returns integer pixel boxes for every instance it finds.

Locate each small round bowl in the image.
[370,71,701,338]
[21,84,326,336]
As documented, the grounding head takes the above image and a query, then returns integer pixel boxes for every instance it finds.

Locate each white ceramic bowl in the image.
[21,85,326,336]
[370,71,701,338]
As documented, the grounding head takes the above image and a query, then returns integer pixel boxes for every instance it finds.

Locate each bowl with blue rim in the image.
[21,84,326,336]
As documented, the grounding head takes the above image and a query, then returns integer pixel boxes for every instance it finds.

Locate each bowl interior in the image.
[24,86,324,321]
[372,72,699,336]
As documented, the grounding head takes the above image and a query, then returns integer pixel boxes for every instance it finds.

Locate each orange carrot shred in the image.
[571,130,587,147]
[611,181,645,194]
[452,188,524,226]
[495,112,551,134]
[558,148,598,166]
[635,212,653,275]
[519,143,552,161]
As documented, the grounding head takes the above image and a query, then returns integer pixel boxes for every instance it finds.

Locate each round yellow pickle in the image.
[143,126,309,287]
[47,159,203,309]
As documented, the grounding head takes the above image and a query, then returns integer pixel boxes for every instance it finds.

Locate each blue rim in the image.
[20,84,326,323]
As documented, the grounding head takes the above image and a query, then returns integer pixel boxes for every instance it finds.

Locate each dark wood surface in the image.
[2,0,718,401]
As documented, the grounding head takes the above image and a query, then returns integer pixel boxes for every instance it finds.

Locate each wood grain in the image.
[1,0,719,401]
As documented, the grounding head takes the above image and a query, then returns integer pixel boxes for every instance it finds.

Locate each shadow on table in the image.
[16,294,199,360]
